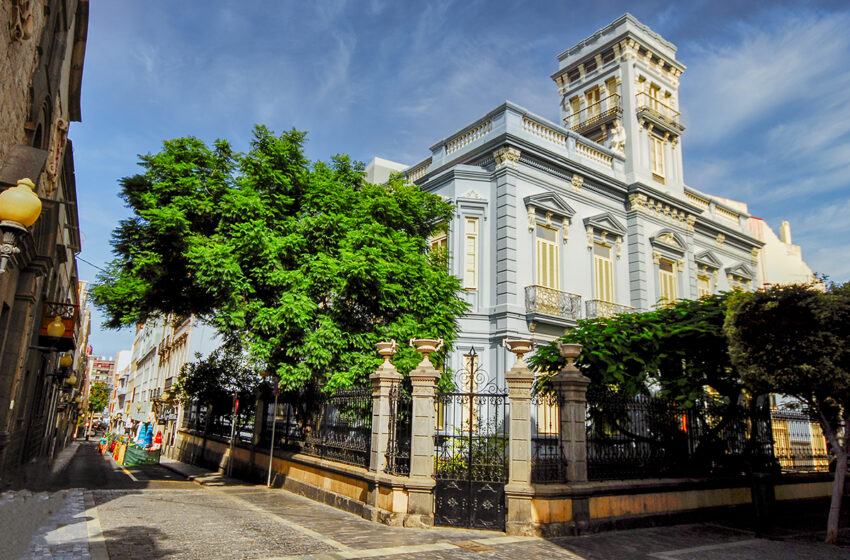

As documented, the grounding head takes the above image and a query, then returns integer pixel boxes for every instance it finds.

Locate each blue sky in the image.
[72,0,850,356]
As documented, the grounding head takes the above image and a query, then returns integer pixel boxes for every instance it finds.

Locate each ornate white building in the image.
[393,14,813,383]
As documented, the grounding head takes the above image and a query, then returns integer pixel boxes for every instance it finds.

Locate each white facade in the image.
[398,14,782,384]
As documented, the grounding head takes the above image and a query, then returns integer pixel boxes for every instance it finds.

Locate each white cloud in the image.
[682,10,850,147]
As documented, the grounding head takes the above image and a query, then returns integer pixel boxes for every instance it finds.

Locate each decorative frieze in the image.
[571,174,583,191]
[628,193,696,231]
[493,146,520,169]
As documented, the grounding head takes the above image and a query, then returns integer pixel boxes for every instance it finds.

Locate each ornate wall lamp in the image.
[0,178,42,273]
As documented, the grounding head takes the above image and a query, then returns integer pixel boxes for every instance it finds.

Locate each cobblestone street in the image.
[2,440,848,560]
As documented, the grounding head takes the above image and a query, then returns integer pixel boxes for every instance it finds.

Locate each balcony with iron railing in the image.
[525,285,582,325]
[566,93,621,136]
[635,92,685,135]
[585,299,635,319]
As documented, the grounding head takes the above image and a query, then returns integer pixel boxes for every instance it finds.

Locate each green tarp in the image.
[122,445,161,467]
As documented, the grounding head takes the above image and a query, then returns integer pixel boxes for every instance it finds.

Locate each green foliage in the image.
[173,342,261,416]
[87,382,110,414]
[725,283,850,413]
[530,294,743,405]
[93,126,467,391]
[725,282,850,543]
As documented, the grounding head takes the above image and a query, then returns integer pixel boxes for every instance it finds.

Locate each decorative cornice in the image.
[628,192,696,231]
[493,146,521,169]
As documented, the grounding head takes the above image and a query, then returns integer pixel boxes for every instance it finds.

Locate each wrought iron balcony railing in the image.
[635,92,684,134]
[585,299,635,319]
[566,93,621,134]
[525,285,582,321]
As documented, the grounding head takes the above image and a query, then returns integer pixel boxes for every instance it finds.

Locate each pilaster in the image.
[404,340,441,528]
[369,342,402,473]
[503,340,535,535]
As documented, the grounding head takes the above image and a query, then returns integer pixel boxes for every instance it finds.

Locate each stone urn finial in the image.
[557,342,583,374]
[376,339,398,367]
[503,338,533,365]
[410,338,443,368]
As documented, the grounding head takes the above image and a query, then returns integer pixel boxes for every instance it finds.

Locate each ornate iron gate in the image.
[385,382,411,475]
[434,348,509,530]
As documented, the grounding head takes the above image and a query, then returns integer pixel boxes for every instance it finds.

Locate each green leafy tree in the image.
[726,282,850,543]
[530,294,771,475]
[173,341,261,434]
[92,126,466,399]
[87,382,110,414]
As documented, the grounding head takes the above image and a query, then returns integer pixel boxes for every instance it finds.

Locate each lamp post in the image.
[0,178,42,274]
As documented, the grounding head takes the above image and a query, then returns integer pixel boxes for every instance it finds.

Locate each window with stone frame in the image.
[593,242,615,303]
[536,225,560,290]
[658,258,678,305]
[463,217,478,290]
[697,274,713,298]
[650,134,665,180]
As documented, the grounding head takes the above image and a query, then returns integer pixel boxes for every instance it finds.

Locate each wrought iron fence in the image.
[385,383,412,476]
[586,388,775,481]
[301,387,373,468]
[771,409,830,472]
[261,402,305,450]
[524,285,582,320]
[531,392,565,483]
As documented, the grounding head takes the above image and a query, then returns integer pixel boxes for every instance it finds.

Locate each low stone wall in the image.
[167,430,412,525]
[168,430,835,536]
[523,473,835,536]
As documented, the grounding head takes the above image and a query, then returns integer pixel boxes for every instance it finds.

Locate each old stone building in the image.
[0,0,88,481]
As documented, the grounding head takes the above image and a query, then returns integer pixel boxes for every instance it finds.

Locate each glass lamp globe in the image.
[46,315,65,337]
[59,351,73,368]
[0,178,42,227]
[65,373,77,386]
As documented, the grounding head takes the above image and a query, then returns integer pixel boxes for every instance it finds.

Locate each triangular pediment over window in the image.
[650,228,687,254]
[524,192,576,220]
[583,212,627,236]
[694,250,722,270]
[725,262,754,280]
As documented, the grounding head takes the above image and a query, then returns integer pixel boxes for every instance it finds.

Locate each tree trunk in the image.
[825,414,848,544]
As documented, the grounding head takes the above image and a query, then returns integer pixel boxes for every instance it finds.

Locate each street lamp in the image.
[0,178,42,274]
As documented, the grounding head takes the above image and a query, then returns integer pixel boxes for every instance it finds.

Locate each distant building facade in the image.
[0,0,88,480]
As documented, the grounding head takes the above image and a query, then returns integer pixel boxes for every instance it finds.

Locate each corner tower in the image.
[552,14,686,194]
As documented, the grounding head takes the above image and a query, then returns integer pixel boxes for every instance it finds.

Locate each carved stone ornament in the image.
[750,247,759,261]
[716,233,726,246]
[9,0,34,42]
[586,225,594,249]
[571,174,583,191]
[629,193,648,210]
[609,121,626,155]
[616,236,623,258]
[493,146,520,170]
[652,250,661,265]
[527,206,536,231]
[563,219,570,243]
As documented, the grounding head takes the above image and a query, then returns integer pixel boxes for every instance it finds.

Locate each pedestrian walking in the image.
[99,433,107,455]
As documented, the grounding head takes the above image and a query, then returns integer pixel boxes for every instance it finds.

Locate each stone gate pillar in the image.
[369,340,401,473]
[550,342,589,483]
[504,339,535,535]
[404,338,441,528]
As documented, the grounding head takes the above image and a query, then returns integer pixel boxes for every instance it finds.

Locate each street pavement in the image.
[1,439,848,559]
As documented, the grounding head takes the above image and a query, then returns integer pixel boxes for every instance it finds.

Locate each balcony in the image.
[525,285,582,325]
[566,94,621,136]
[635,92,685,136]
[585,299,635,319]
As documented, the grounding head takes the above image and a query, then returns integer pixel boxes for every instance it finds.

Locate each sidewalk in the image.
[158,455,243,486]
